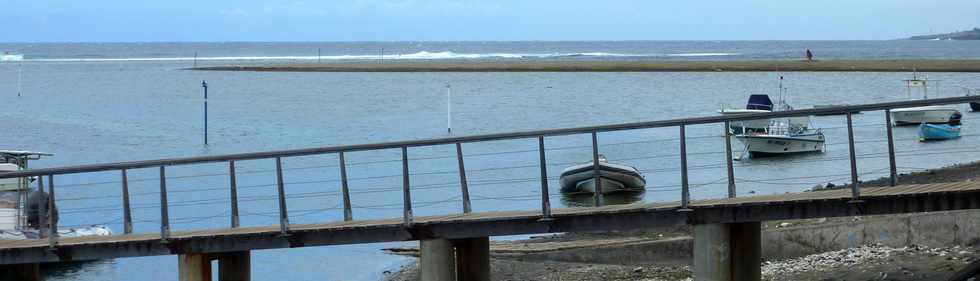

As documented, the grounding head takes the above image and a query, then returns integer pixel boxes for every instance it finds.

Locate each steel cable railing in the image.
[6,96,980,248]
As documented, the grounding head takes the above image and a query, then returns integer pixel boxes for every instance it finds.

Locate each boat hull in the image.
[891,106,959,125]
[736,133,825,157]
[970,102,980,112]
[918,123,961,141]
[559,163,645,194]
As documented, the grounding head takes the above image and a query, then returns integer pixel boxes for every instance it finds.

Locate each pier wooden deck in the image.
[2,181,979,265]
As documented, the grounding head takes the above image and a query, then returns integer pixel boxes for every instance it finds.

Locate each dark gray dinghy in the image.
[559,156,646,194]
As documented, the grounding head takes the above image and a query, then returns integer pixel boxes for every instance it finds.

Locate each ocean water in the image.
[0,41,979,280]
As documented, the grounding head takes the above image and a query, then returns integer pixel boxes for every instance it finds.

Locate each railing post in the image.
[591,130,603,207]
[538,136,552,219]
[846,113,863,202]
[37,175,47,238]
[275,157,290,235]
[159,166,170,241]
[401,146,414,226]
[121,169,133,234]
[339,152,353,221]
[724,121,736,198]
[456,143,472,214]
[47,175,57,248]
[229,161,240,228]
[679,125,692,211]
[884,109,898,186]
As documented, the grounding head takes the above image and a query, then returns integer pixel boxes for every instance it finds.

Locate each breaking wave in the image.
[20,51,739,62]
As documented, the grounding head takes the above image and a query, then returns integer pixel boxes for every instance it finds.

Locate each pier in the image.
[2,95,980,281]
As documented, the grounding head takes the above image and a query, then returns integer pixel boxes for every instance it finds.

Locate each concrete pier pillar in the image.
[0,263,40,281]
[731,222,761,281]
[420,239,456,281]
[178,253,212,281]
[693,222,761,281]
[455,237,490,281]
[216,251,250,281]
[694,223,731,281]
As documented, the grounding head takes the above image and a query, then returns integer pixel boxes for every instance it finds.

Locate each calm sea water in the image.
[0,41,979,280]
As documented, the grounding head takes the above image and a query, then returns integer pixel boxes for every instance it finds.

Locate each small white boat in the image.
[736,130,825,157]
[0,150,112,240]
[891,105,961,125]
[891,74,961,126]
[559,155,645,194]
[0,52,23,62]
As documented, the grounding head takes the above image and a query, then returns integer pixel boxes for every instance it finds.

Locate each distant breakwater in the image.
[190,59,980,72]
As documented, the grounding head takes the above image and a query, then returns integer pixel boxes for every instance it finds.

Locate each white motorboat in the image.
[0,150,113,240]
[891,105,960,125]
[719,77,810,134]
[891,74,961,126]
[736,130,825,157]
[559,155,645,194]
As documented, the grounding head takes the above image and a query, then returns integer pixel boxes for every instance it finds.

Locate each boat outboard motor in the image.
[26,189,58,228]
[949,112,963,126]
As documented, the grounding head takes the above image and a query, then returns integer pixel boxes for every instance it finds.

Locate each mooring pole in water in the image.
[317,48,322,63]
[447,84,452,135]
[202,80,208,145]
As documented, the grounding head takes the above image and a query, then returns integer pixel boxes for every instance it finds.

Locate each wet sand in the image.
[192,59,980,72]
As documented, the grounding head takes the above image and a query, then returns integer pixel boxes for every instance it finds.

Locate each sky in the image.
[3,0,979,42]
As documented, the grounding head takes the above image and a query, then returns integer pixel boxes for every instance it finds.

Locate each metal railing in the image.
[2,95,979,247]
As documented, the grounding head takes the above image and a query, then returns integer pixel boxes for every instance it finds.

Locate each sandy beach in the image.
[191,59,980,72]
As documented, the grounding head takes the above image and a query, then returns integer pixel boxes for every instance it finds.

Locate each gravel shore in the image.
[384,244,978,281]
[383,162,980,281]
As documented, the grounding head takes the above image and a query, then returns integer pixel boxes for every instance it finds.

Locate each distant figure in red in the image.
[805,49,814,61]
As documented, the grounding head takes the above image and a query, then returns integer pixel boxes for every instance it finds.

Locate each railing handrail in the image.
[2,95,978,179]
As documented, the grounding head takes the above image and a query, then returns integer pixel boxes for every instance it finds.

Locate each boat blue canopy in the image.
[746,94,773,110]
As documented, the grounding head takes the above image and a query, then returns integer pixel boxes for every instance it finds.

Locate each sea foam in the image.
[21,51,738,62]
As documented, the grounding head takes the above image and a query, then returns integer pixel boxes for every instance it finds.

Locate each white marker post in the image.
[447,84,452,135]
[17,62,22,97]
[202,80,208,145]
